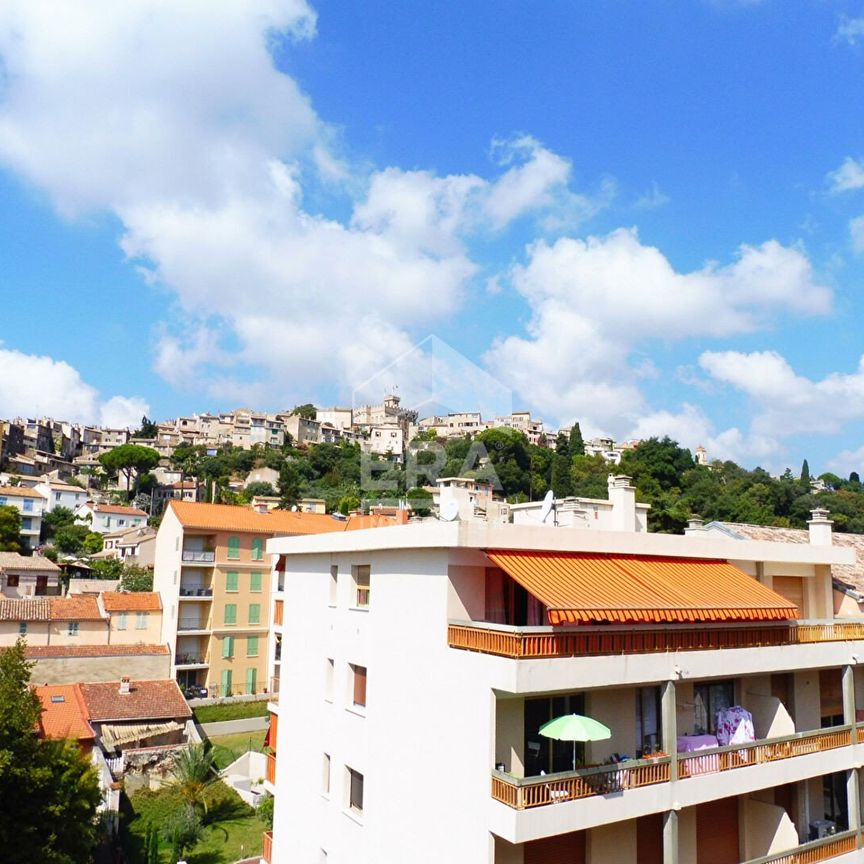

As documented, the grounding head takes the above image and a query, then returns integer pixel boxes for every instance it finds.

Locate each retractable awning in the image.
[485,550,799,625]
[99,720,183,749]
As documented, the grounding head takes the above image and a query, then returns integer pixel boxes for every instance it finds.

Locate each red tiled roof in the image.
[0,485,46,499]
[0,598,51,621]
[102,592,162,612]
[25,643,169,659]
[79,680,192,722]
[49,595,104,621]
[35,684,95,742]
[89,503,148,517]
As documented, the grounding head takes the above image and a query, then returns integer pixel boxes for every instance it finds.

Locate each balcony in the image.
[179,586,213,599]
[181,550,215,564]
[269,677,280,702]
[177,617,209,632]
[273,599,283,627]
[744,829,858,864]
[175,653,208,668]
[262,831,273,863]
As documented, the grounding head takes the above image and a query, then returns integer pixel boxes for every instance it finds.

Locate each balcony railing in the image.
[175,653,207,666]
[181,550,215,563]
[744,829,858,864]
[179,586,213,597]
[262,830,273,863]
[177,617,209,631]
[449,619,864,660]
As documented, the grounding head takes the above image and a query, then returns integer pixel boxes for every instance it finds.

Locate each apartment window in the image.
[227,536,240,559]
[0,497,6,506]
[117,613,127,631]
[226,571,239,592]
[68,621,79,636]
[224,604,237,626]
[250,571,262,593]
[247,636,259,657]
[55,492,62,502]
[351,664,367,709]
[220,669,232,697]
[347,768,364,815]
[325,658,334,702]
[21,518,32,531]
[136,612,148,630]
[22,499,33,512]
[353,565,370,608]
[248,603,261,625]
[329,565,338,606]
[322,753,331,795]
[18,622,27,636]
[246,667,257,695]
[222,635,234,659]
[6,575,19,588]
[251,537,264,561]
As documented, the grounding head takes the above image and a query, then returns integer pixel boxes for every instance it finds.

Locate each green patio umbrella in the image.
[539,713,612,771]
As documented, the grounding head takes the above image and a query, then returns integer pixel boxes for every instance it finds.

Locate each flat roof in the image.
[267,520,856,567]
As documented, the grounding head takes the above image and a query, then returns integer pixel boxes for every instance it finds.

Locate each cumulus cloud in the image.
[851,215,864,253]
[836,16,864,46]
[633,182,670,210]
[827,157,864,193]
[0,347,148,427]
[485,228,831,433]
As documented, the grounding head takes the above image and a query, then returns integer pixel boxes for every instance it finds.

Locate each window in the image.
[322,753,331,794]
[68,621,79,636]
[118,519,126,527]
[351,664,367,709]
[22,499,33,512]
[248,603,261,625]
[6,574,19,588]
[18,622,27,636]
[55,492,62,502]
[329,565,338,606]
[226,571,239,592]
[222,636,234,658]
[136,612,148,630]
[227,536,240,559]
[353,565,370,608]
[250,571,262,593]
[251,537,264,561]
[224,604,237,626]
[117,613,127,631]
[246,667,257,694]
[247,635,259,657]
[347,768,364,814]
[21,518,32,531]
[0,497,6,505]
[325,658,334,702]
[220,669,232,697]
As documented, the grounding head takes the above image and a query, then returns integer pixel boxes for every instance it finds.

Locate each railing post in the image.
[663,809,678,864]
[843,664,857,744]
[662,679,678,783]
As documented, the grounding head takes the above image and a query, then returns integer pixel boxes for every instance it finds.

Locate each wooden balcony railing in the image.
[273,599,283,627]
[678,725,852,778]
[743,829,858,864]
[266,752,276,784]
[449,618,864,660]
[262,830,273,863]
[492,756,670,810]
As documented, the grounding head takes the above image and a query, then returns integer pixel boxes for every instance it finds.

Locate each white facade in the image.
[75,503,148,534]
[35,480,88,513]
[0,485,45,549]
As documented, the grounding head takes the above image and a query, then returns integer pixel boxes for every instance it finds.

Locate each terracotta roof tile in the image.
[102,591,162,612]
[25,643,169,659]
[0,485,46,499]
[0,597,51,621]
[0,552,61,573]
[49,595,104,621]
[169,500,351,535]
[35,684,95,742]
[88,504,148,517]
[79,680,192,722]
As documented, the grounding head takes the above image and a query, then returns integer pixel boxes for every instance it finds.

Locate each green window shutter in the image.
[248,603,261,625]
[222,636,234,658]
[226,571,239,592]
[227,536,240,559]
[220,669,232,697]
[224,603,237,625]
[250,571,262,593]
[247,635,259,657]
[252,538,264,561]
[246,667,257,694]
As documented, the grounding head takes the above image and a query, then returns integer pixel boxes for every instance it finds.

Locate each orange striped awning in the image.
[485,550,798,625]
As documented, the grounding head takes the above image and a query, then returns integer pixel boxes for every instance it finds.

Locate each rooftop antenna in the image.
[539,489,557,526]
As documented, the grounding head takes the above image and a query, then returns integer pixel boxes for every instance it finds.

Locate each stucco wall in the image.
[49,619,107,645]
[589,819,636,863]
[496,696,525,777]
[740,798,798,860]
[589,688,638,762]
[0,622,50,646]
[109,611,163,645]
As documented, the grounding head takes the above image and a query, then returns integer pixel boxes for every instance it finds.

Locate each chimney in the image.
[685,517,706,536]
[608,475,637,532]
[119,676,131,695]
[808,508,833,546]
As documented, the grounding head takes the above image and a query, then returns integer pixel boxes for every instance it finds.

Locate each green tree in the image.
[172,743,217,814]
[82,532,104,554]
[243,481,277,499]
[568,422,585,456]
[133,415,158,439]
[290,403,317,420]
[801,459,811,486]
[278,462,303,507]
[165,805,203,860]
[0,505,22,552]
[257,792,274,830]
[41,506,75,542]
[406,487,433,516]
[98,444,160,499]
[53,524,91,555]
[88,558,123,580]
[0,640,101,862]
[120,565,154,592]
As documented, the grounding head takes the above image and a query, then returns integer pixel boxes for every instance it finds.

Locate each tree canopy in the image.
[98,443,160,499]
[0,505,21,552]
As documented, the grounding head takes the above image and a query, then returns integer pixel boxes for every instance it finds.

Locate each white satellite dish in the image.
[439,499,460,522]
[539,489,556,524]
[291,505,298,512]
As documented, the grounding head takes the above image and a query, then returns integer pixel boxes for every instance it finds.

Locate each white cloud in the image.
[633,182,670,210]
[828,444,864,477]
[851,215,864,253]
[0,347,148,427]
[827,157,864,193]
[485,228,831,433]
[835,16,864,46]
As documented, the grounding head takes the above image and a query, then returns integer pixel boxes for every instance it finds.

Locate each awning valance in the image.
[99,720,183,749]
[485,550,799,625]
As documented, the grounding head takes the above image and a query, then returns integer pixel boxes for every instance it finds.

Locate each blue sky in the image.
[2,1,864,475]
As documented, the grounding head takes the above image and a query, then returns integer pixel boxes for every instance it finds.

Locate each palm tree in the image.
[172,743,217,814]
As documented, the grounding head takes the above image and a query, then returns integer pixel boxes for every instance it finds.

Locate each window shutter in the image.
[222,636,234,658]
[249,603,261,625]
[220,669,232,697]
[226,571,239,592]
[252,538,263,561]
[224,604,237,625]
[250,571,262,592]
[246,667,257,694]
[228,536,240,559]
[247,636,259,657]
[353,665,367,707]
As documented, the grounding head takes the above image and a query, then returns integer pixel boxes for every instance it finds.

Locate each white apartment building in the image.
[35,479,88,513]
[0,485,46,549]
[264,497,864,864]
[75,502,148,534]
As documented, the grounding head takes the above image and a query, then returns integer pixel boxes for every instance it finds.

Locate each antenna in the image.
[539,489,556,525]
[439,499,460,522]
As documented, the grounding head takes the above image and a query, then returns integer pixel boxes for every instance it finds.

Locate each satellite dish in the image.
[540,489,556,524]
[291,505,298,512]
[439,499,460,522]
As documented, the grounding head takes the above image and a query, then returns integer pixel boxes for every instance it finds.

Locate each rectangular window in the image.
[348,768,364,814]
[21,518,32,531]
[117,613,127,631]
[55,492,62,502]
[250,571,262,593]
[325,658,334,702]
[247,635,259,657]
[351,664,367,708]
[220,669,232,697]
[246,667,257,694]
[322,753,331,795]
[329,565,338,606]
[226,571,239,592]
[222,635,234,658]
[227,536,240,559]
[6,574,19,588]
[68,621,79,636]
[251,537,264,561]
[248,603,261,625]
[22,499,33,512]
[136,612,148,630]
[224,604,237,626]
[18,622,27,636]
[353,565,370,608]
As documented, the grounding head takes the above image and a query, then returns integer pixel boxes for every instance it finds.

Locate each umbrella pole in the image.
[572,740,576,771]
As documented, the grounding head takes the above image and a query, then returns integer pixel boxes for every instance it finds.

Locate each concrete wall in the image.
[835,590,864,618]
[740,798,798,860]
[28,652,170,684]
[495,696,525,777]
[493,837,523,864]
[589,688,638,762]
[447,564,486,620]
[793,670,822,732]
[589,819,636,863]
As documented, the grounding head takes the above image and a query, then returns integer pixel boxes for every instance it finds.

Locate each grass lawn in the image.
[208,729,267,771]
[121,781,264,864]
[194,699,270,724]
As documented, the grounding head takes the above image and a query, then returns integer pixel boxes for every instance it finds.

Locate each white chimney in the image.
[119,676,131,695]
[808,508,833,546]
[685,517,706,536]
[608,475,637,532]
